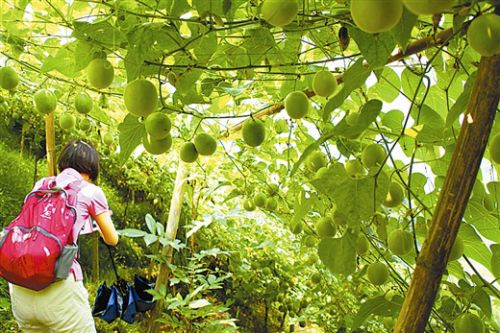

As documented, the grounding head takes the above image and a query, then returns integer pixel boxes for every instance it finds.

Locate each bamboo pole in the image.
[45,112,57,176]
[149,162,189,333]
[394,53,500,333]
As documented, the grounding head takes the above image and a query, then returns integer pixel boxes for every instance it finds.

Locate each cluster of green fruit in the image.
[180,133,217,163]
[282,70,337,120]
[243,185,279,212]
[0,66,20,91]
[344,144,388,179]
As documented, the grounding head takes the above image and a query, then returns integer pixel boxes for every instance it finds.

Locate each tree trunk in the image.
[45,112,57,176]
[149,162,189,333]
[394,54,500,333]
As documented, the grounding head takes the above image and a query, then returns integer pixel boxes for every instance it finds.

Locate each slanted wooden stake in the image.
[394,54,500,333]
[45,112,57,176]
[149,162,189,333]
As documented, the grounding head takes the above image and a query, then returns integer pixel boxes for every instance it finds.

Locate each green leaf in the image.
[459,223,492,270]
[318,234,357,276]
[291,132,335,176]
[391,8,418,49]
[352,295,403,329]
[471,288,492,318]
[381,109,404,133]
[445,72,477,127]
[464,197,500,243]
[323,59,371,120]
[118,114,146,165]
[41,42,79,78]
[74,41,99,72]
[144,234,159,246]
[189,299,211,309]
[72,20,126,48]
[290,190,313,230]
[491,244,500,279]
[334,99,383,139]
[162,0,190,16]
[146,214,157,235]
[368,67,401,103]
[118,228,147,238]
[311,163,390,227]
[191,31,217,64]
[401,67,426,102]
[241,27,276,65]
[349,28,396,69]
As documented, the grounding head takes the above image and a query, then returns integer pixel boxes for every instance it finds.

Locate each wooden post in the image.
[394,54,500,333]
[45,112,57,176]
[149,162,189,333]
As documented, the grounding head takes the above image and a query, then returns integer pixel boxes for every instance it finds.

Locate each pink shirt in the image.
[33,168,109,281]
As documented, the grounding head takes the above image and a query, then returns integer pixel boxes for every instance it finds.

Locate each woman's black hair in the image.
[58,139,99,182]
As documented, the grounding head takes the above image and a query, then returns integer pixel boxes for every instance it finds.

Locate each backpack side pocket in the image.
[54,244,78,279]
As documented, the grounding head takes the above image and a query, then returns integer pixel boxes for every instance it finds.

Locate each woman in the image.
[9,139,118,333]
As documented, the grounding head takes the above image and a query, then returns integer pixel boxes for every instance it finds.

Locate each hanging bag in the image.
[92,245,155,324]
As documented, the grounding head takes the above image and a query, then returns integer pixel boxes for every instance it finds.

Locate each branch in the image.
[219,27,455,138]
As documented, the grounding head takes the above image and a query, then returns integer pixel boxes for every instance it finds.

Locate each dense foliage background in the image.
[0,0,499,332]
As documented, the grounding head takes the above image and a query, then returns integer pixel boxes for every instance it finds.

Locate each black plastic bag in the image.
[92,282,123,323]
[121,283,139,324]
[134,274,156,312]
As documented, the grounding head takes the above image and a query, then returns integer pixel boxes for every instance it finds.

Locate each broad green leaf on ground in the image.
[352,295,403,329]
[334,99,383,139]
[311,162,390,226]
[349,28,396,69]
[118,114,146,165]
[323,59,372,120]
[458,223,492,271]
[318,234,357,276]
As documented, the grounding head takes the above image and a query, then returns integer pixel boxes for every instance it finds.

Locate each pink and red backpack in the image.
[0,177,81,291]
